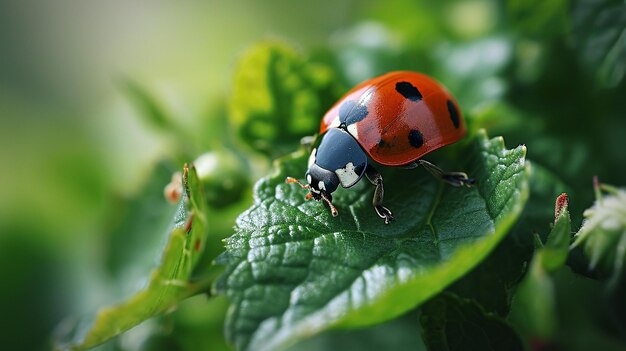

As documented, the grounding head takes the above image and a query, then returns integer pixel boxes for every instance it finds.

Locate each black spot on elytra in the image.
[395,81,422,101]
[447,100,460,129]
[408,129,424,148]
[378,139,395,148]
[339,100,368,126]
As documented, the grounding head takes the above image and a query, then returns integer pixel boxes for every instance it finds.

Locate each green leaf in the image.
[508,195,572,339]
[229,41,342,157]
[420,293,524,351]
[449,163,573,316]
[56,165,211,351]
[218,130,529,351]
[445,163,541,316]
[104,162,179,297]
[446,231,530,317]
[572,0,626,87]
[117,78,199,162]
[284,309,426,351]
[118,77,180,133]
[507,0,570,39]
[571,184,626,287]
[547,269,626,351]
[541,194,572,271]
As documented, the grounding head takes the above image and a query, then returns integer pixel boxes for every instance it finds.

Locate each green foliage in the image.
[420,293,524,351]
[284,310,426,351]
[325,23,410,85]
[507,0,570,39]
[217,130,529,351]
[572,184,626,287]
[118,77,180,133]
[230,41,343,157]
[56,166,211,351]
[446,161,573,320]
[509,196,572,339]
[103,162,182,298]
[434,37,513,111]
[572,0,626,87]
[445,228,529,317]
[32,2,626,351]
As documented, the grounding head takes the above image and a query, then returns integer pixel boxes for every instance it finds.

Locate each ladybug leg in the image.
[416,160,476,187]
[365,165,394,224]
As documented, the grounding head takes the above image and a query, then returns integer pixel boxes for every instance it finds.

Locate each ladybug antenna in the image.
[286,177,310,189]
[286,177,314,201]
[320,193,339,217]
[286,177,338,215]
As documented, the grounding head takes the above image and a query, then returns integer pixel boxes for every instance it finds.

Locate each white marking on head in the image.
[335,162,360,188]
[307,174,312,184]
[347,123,358,139]
[318,181,326,191]
[308,148,317,168]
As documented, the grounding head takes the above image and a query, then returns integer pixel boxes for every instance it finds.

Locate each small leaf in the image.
[229,41,342,157]
[571,183,626,287]
[508,194,572,339]
[541,193,571,271]
[56,165,210,351]
[218,130,529,351]
[118,77,179,133]
[420,293,524,351]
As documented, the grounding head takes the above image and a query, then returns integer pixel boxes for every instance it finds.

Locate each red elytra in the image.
[320,71,465,166]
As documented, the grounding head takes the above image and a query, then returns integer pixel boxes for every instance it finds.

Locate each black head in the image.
[305,163,340,201]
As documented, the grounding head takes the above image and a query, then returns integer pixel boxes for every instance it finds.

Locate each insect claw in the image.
[325,202,338,217]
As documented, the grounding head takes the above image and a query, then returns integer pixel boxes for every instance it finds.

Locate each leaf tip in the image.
[520,144,527,158]
[532,232,544,249]
[554,193,569,220]
[183,163,190,192]
[476,128,488,138]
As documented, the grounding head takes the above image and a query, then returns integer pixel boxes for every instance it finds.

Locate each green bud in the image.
[194,150,250,208]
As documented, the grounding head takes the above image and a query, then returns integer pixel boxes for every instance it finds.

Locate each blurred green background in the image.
[1,0,625,350]
[0,2,376,350]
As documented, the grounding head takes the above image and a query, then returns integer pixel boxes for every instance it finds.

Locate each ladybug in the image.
[287,71,475,224]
